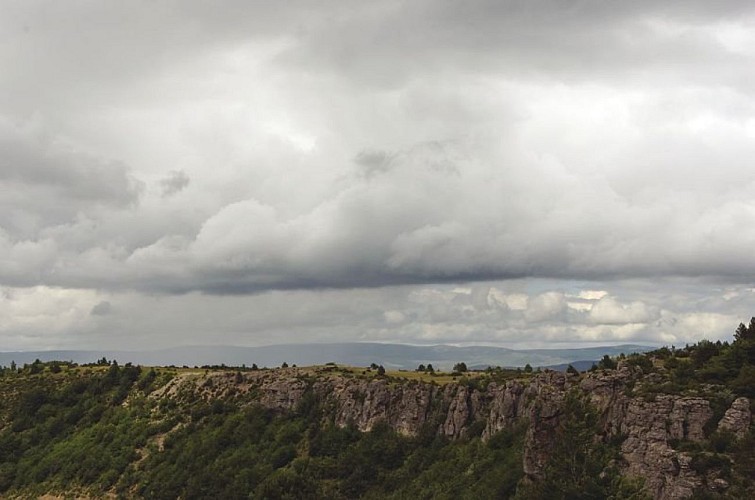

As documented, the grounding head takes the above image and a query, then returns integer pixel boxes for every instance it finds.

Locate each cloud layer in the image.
[2,1,755,348]
[1,279,750,351]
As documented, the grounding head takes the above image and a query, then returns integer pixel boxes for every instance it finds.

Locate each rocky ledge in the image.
[152,365,752,500]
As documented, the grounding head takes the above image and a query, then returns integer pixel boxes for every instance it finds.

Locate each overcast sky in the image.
[2,1,755,350]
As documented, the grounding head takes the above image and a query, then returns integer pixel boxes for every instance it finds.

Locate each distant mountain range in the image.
[0,343,654,371]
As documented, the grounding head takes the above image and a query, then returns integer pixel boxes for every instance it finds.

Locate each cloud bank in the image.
[2,1,755,348]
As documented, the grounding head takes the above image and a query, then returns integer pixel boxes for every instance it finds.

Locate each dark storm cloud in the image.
[277,0,755,88]
[0,120,143,238]
[0,125,141,206]
[4,1,753,104]
[2,0,755,296]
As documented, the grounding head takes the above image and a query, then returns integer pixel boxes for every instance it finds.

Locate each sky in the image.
[2,0,755,350]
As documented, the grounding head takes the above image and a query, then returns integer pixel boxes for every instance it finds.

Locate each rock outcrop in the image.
[320,378,437,435]
[620,395,712,499]
[717,397,751,439]
[151,366,752,500]
[482,379,527,439]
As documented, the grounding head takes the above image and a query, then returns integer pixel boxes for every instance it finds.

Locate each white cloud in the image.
[575,290,608,300]
[0,287,101,349]
[383,310,406,324]
[589,296,659,325]
[524,292,567,323]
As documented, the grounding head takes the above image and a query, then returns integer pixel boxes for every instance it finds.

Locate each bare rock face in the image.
[320,379,438,435]
[517,368,620,479]
[482,380,526,439]
[716,397,751,439]
[620,395,713,499]
[669,398,713,441]
[258,376,308,410]
[442,385,473,437]
[579,364,635,436]
[521,389,565,478]
[519,367,719,500]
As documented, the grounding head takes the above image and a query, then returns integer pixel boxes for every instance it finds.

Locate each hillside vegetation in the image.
[0,361,527,499]
[0,319,752,499]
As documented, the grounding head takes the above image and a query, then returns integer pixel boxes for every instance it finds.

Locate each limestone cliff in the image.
[152,365,752,500]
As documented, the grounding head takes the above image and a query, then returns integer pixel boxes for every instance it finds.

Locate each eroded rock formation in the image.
[152,366,752,500]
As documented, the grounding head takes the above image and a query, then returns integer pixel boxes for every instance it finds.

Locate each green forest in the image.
[0,361,525,499]
[0,319,752,499]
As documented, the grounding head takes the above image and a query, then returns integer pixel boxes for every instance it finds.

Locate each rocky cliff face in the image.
[717,397,751,439]
[153,366,752,500]
[618,395,712,499]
